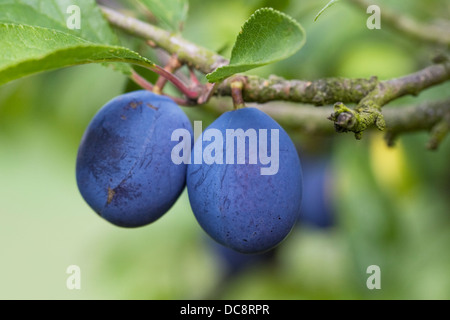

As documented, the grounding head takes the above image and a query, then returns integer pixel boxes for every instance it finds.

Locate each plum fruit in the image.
[297,155,335,229]
[206,236,277,278]
[76,90,193,227]
[187,107,302,254]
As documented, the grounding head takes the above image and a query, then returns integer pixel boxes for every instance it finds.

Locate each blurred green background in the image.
[0,0,449,299]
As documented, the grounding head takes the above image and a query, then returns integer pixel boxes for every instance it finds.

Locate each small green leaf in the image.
[206,8,306,83]
[137,0,188,32]
[314,0,340,22]
[0,23,155,86]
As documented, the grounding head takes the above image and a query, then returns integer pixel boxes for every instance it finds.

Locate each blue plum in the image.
[206,236,277,278]
[187,107,302,254]
[297,155,335,229]
[76,90,193,227]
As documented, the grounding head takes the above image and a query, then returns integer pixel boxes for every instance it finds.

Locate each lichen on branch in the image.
[327,62,450,139]
[218,75,379,106]
[328,102,385,140]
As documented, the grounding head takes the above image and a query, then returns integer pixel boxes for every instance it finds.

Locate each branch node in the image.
[384,131,397,147]
[432,53,449,64]
[147,40,157,48]
[197,83,217,105]
[426,113,450,150]
[329,101,385,139]
[329,102,355,130]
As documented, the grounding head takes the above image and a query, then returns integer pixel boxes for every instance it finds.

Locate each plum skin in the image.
[187,107,303,254]
[76,90,193,228]
[297,155,335,228]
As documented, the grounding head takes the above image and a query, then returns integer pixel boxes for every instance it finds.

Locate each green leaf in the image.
[0,0,120,44]
[314,0,340,22]
[0,23,155,86]
[206,8,306,83]
[137,0,188,32]
[0,0,133,75]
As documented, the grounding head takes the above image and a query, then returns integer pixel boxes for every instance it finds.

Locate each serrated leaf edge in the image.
[206,7,306,83]
[230,7,305,65]
[0,23,154,85]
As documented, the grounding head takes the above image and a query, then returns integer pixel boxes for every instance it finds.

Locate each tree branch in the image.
[100,6,228,74]
[101,7,449,99]
[348,0,450,46]
[101,5,450,147]
[202,99,450,143]
[383,99,450,133]
[217,75,379,105]
[329,61,450,139]
[383,100,450,150]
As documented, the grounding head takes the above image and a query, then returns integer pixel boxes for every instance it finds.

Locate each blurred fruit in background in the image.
[297,152,335,229]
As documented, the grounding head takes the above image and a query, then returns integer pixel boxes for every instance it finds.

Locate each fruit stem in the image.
[150,64,200,99]
[231,78,246,109]
[189,67,201,86]
[153,54,182,94]
[131,69,197,106]
[131,70,154,91]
